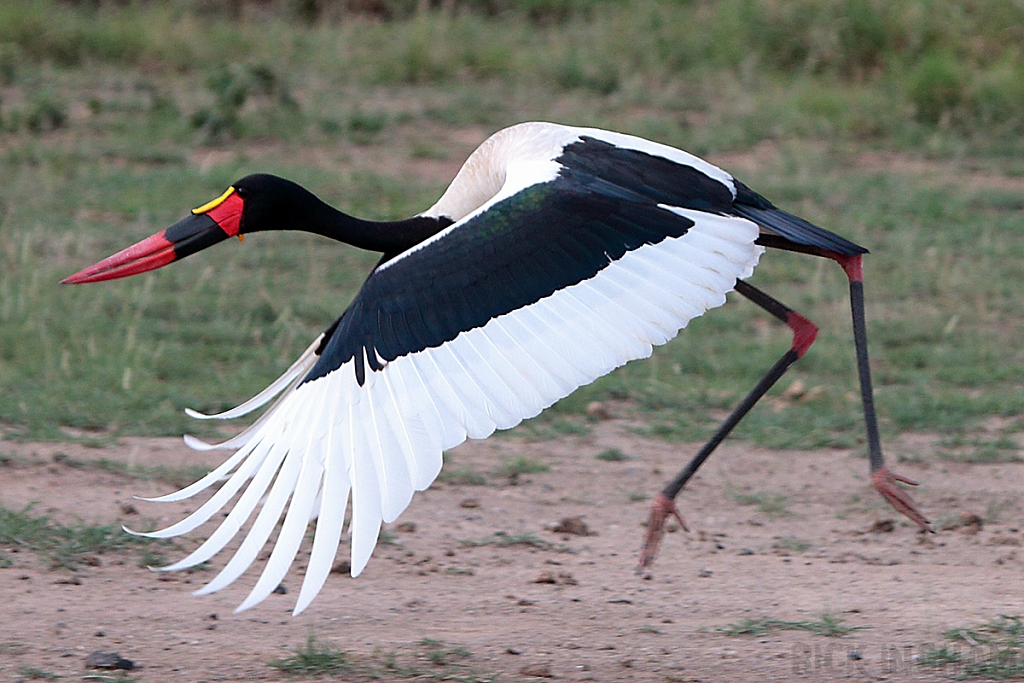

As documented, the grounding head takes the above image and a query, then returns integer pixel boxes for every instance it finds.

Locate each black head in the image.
[62,174,323,284]
[229,173,328,236]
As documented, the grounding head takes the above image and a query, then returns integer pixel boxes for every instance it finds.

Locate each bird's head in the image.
[61,174,307,285]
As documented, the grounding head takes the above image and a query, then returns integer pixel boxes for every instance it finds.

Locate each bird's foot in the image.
[871,466,932,532]
[637,493,689,572]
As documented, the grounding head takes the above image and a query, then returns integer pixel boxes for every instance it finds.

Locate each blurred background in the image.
[1,0,1023,463]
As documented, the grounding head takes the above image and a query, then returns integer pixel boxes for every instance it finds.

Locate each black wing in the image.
[308,135,862,385]
[558,136,867,255]
[308,166,700,385]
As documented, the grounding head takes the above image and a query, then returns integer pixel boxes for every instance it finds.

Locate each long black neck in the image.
[302,197,453,254]
[242,174,454,254]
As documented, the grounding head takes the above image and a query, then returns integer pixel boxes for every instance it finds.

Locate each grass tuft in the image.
[719,613,865,638]
[419,638,472,666]
[595,447,630,462]
[268,636,350,677]
[268,636,495,682]
[497,455,549,483]
[771,537,812,554]
[438,466,488,486]
[461,532,562,551]
[734,491,791,517]
[51,455,211,489]
[0,504,161,571]
[923,616,1024,679]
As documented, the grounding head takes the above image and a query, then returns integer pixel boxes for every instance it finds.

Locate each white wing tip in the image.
[233,594,262,614]
[183,434,217,451]
[133,493,170,503]
[292,596,313,616]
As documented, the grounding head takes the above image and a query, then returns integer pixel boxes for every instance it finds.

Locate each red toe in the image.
[871,466,931,532]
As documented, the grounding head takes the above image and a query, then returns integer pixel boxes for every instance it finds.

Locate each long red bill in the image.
[61,231,176,284]
[61,206,235,286]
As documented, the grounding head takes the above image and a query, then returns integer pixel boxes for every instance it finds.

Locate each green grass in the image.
[919,616,1024,678]
[377,528,400,546]
[734,491,791,517]
[0,504,165,570]
[0,0,1022,457]
[595,447,630,462]
[917,646,963,666]
[460,531,561,551]
[268,636,351,677]
[719,613,866,638]
[17,667,60,681]
[497,455,550,483]
[771,536,812,554]
[51,454,212,488]
[437,466,488,486]
[937,436,1024,463]
[269,636,494,682]
[418,638,472,667]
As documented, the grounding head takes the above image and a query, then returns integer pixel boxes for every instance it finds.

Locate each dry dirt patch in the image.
[2,422,1023,682]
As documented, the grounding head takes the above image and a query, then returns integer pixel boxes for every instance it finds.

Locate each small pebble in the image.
[868,519,895,533]
[782,380,807,400]
[533,570,557,584]
[519,663,553,678]
[585,401,611,421]
[549,516,596,536]
[87,651,134,670]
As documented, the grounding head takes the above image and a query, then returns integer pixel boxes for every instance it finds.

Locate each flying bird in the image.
[63,122,929,614]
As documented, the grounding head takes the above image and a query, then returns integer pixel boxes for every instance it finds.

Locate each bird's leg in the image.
[835,253,932,531]
[755,235,931,531]
[639,280,817,569]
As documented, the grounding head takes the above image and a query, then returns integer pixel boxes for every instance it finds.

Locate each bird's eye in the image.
[236,187,249,198]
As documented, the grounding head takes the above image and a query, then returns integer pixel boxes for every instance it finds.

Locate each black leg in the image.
[639,280,818,568]
[756,236,931,531]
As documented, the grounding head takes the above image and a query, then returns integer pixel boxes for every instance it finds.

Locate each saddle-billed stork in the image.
[63,122,929,614]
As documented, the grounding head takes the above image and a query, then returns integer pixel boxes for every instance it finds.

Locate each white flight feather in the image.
[185,335,323,420]
[294,386,350,615]
[348,394,383,577]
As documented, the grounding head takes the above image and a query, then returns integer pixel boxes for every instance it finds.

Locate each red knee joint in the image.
[787,311,818,358]
[828,253,863,283]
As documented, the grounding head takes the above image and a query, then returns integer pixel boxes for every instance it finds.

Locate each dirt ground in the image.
[2,415,1023,682]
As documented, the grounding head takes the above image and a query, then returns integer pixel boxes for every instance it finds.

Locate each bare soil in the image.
[2,417,1023,682]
